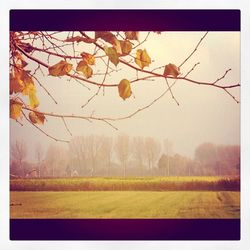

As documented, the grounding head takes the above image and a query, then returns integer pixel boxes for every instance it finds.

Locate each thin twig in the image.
[81,59,110,109]
[16,119,24,126]
[31,45,82,60]
[164,78,179,106]
[178,32,208,68]
[21,110,69,143]
[223,89,240,103]
[69,70,91,90]
[183,62,200,77]
[102,119,118,130]
[213,69,231,84]
[62,117,73,136]
[133,32,150,49]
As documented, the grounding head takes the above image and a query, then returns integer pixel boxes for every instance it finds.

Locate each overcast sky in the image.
[10,32,240,162]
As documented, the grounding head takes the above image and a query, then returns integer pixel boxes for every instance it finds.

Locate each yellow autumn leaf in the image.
[95,32,116,44]
[95,32,123,55]
[14,51,28,67]
[48,60,73,76]
[135,49,151,69]
[125,31,139,41]
[76,60,93,78]
[112,39,122,55]
[163,63,180,78]
[19,70,35,95]
[13,68,25,90]
[13,66,23,79]
[29,89,39,108]
[104,46,119,66]
[29,111,45,124]
[21,70,33,83]
[22,82,36,96]
[118,79,132,100]
[80,52,95,65]
[10,69,35,95]
[120,40,132,56]
[10,99,22,120]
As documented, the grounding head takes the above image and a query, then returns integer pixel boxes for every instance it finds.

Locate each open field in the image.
[10,191,240,218]
[10,176,240,191]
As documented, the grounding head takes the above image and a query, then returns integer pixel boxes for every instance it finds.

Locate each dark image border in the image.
[10,9,240,31]
[10,219,240,240]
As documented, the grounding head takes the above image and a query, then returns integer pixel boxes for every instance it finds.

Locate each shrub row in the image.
[10,177,240,191]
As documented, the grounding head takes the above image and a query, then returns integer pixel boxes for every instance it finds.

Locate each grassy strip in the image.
[10,176,240,191]
[10,191,240,218]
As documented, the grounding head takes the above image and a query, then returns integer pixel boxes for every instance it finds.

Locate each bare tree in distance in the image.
[195,143,240,176]
[35,143,44,177]
[163,139,174,176]
[132,136,146,175]
[144,137,161,171]
[115,134,130,177]
[45,144,57,177]
[85,135,104,176]
[45,144,69,177]
[99,136,113,176]
[68,135,112,176]
[69,136,87,175]
[11,139,27,177]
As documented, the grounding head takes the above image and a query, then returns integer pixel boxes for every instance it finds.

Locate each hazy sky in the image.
[10,32,240,161]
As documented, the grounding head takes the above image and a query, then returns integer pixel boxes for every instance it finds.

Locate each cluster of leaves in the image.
[10,30,237,143]
[8,32,149,122]
[10,32,45,124]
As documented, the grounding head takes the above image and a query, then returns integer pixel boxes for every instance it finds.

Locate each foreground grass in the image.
[10,191,240,218]
[10,176,240,191]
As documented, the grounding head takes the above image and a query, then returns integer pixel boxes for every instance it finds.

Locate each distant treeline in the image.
[10,176,240,192]
[10,135,240,178]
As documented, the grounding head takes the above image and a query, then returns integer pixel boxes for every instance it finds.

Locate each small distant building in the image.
[71,169,79,177]
[25,169,39,178]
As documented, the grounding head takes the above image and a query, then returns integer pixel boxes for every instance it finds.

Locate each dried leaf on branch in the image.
[118,79,132,100]
[120,40,132,56]
[135,49,151,69]
[29,111,45,124]
[125,31,139,41]
[163,63,181,78]
[104,46,119,66]
[80,52,95,65]
[76,61,93,78]
[48,60,73,76]
[10,100,23,120]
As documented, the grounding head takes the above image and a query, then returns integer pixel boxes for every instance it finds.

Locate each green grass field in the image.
[10,191,240,218]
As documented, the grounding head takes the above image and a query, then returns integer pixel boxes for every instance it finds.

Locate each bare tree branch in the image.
[10,31,240,143]
[16,42,240,93]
